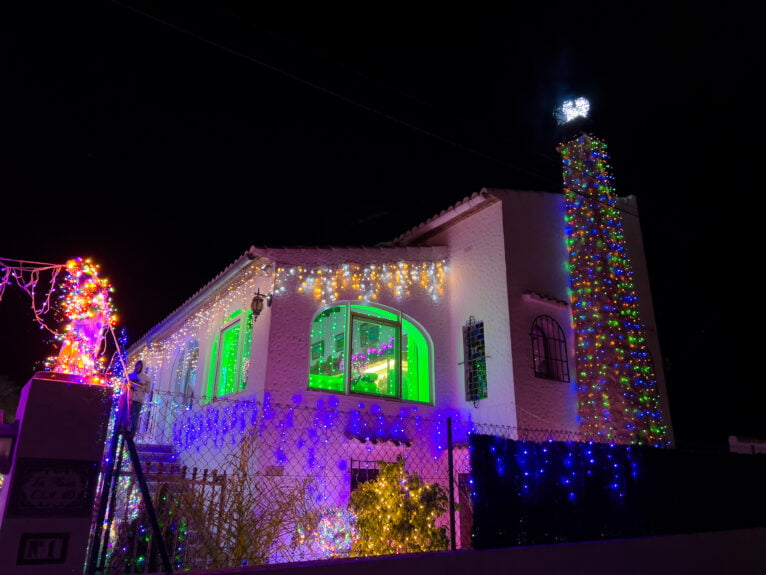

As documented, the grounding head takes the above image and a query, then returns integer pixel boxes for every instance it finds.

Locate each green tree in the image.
[349,454,449,556]
[0,374,21,423]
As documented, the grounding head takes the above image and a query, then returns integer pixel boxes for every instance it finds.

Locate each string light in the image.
[131,263,271,383]
[295,506,358,558]
[559,133,668,447]
[275,259,447,306]
[46,257,117,380]
[0,257,64,331]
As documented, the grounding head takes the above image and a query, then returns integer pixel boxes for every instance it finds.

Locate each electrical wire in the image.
[111,0,557,186]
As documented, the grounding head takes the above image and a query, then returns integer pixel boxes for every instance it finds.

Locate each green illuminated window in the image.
[307,303,432,403]
[207,310,253,400]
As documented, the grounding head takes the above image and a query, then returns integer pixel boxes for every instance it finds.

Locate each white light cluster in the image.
[557,97,590,124]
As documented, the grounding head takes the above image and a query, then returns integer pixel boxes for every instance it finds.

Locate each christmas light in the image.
[275,259,447,306]
[349,454,448,556]
[45,257,117,381]
[558,133,668,447]
[295,506,358,558]
[556,97,591,124]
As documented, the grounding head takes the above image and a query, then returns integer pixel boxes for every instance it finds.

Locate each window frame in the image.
[307,302,433,404]
[206,309,253,400]
[349,312,401,399]
[530,314,570,383]
[350,459,381,491]
[171,339,198,403]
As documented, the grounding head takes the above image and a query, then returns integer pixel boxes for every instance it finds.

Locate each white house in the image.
[127,181,674,449]
[119,160,676,559]
[114,106,676,564]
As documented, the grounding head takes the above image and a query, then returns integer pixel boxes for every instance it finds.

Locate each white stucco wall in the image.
[126,188,672,446]
[420,197,518,428]
[498,189,578,435]
[258,247,453,423]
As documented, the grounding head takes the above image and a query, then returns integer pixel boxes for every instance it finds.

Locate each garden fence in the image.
[96,389,622,573]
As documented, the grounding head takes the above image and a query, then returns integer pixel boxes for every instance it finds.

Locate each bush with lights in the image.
[349,454,449,556]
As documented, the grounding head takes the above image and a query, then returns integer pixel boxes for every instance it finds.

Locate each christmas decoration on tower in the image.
[1,255,119,383]
[48,257,117,381]
[556,98,668,447]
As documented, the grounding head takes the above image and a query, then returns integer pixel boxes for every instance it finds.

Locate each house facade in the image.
[119,169,675,560]
[126,185,673,451]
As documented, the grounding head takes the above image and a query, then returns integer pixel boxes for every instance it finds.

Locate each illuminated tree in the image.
[49,257,116,379]
[0,374,21,423]
[349,454,448,556]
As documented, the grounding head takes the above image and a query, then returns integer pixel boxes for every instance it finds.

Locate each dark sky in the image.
[0,2,760,446]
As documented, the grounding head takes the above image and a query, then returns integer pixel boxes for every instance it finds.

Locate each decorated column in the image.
[0,257,119,572]
[556,98,668,447]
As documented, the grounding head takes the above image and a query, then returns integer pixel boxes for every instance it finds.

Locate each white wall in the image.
[501,190,578,435]
[422,198,518,427]
[261,248,455,424]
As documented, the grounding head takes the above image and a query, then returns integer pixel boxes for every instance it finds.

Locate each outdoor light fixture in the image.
[250,288,272,321]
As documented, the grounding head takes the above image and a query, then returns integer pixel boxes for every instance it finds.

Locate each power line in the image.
[205,0,491,131]
[111,0,557,187]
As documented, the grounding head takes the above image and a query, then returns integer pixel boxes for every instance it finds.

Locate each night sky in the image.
[1,2,760,446]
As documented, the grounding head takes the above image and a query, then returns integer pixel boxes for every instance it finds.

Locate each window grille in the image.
[530,315,570,382]
[463,316,488,402]
[308,303,433,403]
[350,459,380,491]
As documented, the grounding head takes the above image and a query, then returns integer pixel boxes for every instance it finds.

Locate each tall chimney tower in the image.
[556,97,669,447]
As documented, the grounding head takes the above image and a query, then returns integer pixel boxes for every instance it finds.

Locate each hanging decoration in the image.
[0,256,65,332]
[274,259,447,305]
[1,255,119,383]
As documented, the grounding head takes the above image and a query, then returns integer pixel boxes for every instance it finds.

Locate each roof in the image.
[127,187,537,352]
[392,189,495,245]
[246,245,448,266]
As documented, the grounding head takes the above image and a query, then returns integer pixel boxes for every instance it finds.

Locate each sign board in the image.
[7,458,100,518]
[16,532,69,565]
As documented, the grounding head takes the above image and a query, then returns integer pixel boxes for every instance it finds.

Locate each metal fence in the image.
[97,390,476,573]
[95,389,632,573]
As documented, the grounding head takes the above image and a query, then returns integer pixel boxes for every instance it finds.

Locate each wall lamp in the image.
[250,288,273,321]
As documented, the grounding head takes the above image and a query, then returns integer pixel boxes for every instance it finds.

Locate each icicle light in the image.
[274,260,447,305]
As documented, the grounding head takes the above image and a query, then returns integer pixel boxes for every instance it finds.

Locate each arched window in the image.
[171,339,198,403]
[206,309,253,399]
[307,303,432,404]
[530,315,570,382]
